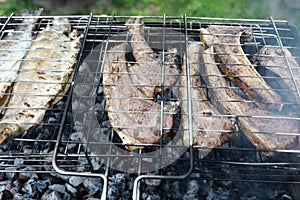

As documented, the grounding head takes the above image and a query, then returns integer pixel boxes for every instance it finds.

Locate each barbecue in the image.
[0,13,300,200]
[200,26,283,111]
[179,42,235,158]
[0,17,82,144]
[202,45,300,156]
[0,9,43,113]
[102,17,180,150]
[253,46,300,106]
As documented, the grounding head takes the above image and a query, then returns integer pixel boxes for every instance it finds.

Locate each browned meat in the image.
[202,46,299,156]
[125,17,179,98]
[102,43,179,151]
[179,43,235,158]
[253,46,300,105]
[200,26,283,111]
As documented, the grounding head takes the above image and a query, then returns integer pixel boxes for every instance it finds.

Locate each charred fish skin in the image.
[103,43,179,151]
[0,9,43,107]
[200,26,283,111]
[202,45,299,156]
[125,17,179,98]
[0,19,82,144]
[179,43,234,158]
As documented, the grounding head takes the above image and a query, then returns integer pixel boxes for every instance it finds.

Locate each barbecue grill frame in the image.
[1,13,300,200]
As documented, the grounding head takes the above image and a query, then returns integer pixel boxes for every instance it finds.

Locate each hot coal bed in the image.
[1,14,300,200]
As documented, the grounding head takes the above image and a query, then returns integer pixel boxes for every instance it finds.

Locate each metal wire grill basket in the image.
[1,14,300,199]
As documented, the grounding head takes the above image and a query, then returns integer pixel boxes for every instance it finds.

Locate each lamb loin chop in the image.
[201,45,300,156]
[200,26,283,111]
[102,43,179,151]
[125,17,179,98]
[179,43,235,158]
[253,46,300,105]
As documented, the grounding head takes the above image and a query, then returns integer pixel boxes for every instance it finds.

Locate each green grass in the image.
[0,0,39,15]
[0,0,267,19]
[96,0,267,19]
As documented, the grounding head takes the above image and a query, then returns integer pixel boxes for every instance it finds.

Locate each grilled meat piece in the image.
[0,9,43,110]
[125,17,179,98]
[202,46,299,156]
[200,26,283,111]
[0,19,82,144]
[253,46,300,105]
[103,43,179,151]
[179,43,235,158]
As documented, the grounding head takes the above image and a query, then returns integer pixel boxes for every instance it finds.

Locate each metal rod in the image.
[0,12,14,35]
[269,16,300,101]
[51,12,108,200]
[132,14,194,200]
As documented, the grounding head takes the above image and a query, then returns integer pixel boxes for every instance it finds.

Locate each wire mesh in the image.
[1,13,300,200]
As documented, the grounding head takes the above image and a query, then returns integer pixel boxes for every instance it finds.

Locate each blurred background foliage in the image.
[0,0,299,28]
[0,0,265,17]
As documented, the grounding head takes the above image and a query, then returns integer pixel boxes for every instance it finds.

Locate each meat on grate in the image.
[179,43,235,158]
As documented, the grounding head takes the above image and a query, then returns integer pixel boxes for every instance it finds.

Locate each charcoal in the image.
[62,192,71,200]
[145,179,161,186]
[73,83,94,98]
[55,100,66,109]
[97,86,103,94]
[2,190,13,199]
[0,172,5,181]
[69,176,85,187]
[0,180,11,187]
[37,179,51,193]
[50,173,69,182]
[107,185,119,200]
[0,185,5,192]
[48,116,58,124]
[76,157,89,172]
[65,183,77,196]
[21,178,37,198]
[90,157,103,171]
[183,193,199,200]
[4,167,18,179]
[94,102,105,112]
[141,193,161,200]
[10,180,22,195]
[70,132,83,141]
[22,145,34,154]
[72,100,88,112]
[121,191,132,199]
[169,181,183,199]
[41,191,62,200]
[74,119,84,130]
[19,170,38,181]
[13,193,27,200]
[83,178,101,195]
[49,184,66,194]
[186,180,199,194]
[67,132,84,149]
[14,158,24,166]
[109,173,126,190]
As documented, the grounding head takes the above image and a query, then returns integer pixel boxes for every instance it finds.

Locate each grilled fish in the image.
[0,9,43,108]
[200,26,283,111]
[125,17,179,98]
[202,46,299,156]
[179,43,235,158]
[0,18,82,144]
[253,46,300,105]
[102,43,179,151]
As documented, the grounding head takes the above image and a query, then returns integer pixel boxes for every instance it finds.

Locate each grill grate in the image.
[0,13,300,199]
